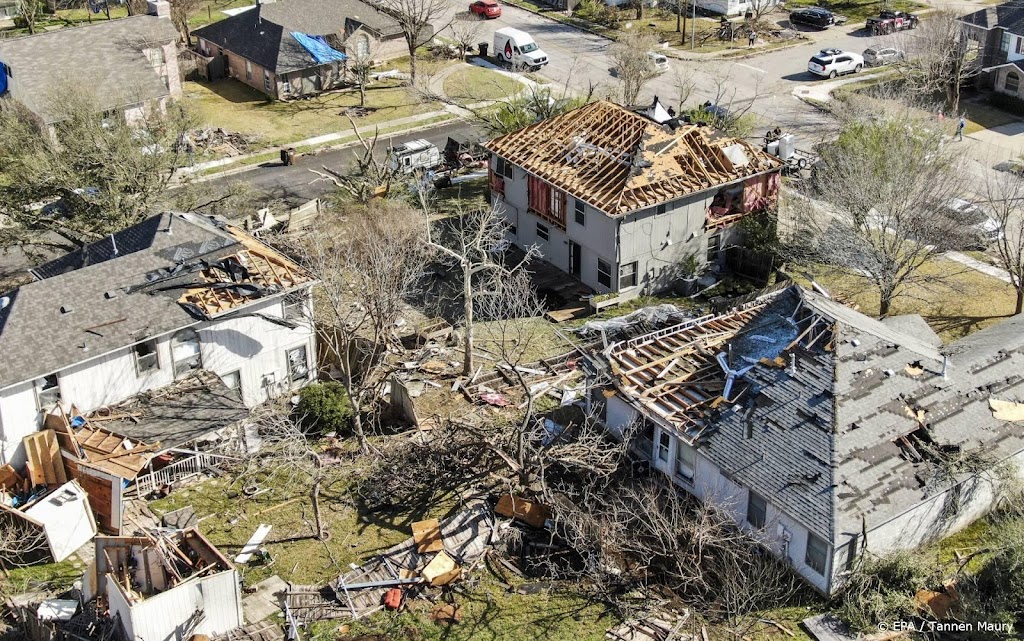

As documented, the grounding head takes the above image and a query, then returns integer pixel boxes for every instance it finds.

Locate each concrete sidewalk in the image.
[945,251,1013,284]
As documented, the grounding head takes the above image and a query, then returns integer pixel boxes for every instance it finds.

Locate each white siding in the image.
[125,569,242,641]
[106,576,135,641]
[0,381,39,467]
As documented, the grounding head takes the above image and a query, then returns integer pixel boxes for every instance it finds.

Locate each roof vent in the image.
[104,291,119,300]
[60,305,74,314]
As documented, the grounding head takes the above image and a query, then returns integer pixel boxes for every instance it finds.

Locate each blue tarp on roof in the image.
[291,33,348,64]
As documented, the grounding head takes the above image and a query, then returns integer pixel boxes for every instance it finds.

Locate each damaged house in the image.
[581,285,1024,594]
[0,212,316,472]
[483,99,783,297]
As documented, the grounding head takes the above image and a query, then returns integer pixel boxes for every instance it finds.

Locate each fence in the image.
[131,450,235,497]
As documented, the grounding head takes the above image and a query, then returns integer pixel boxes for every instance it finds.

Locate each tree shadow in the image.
[924,313,1014,341]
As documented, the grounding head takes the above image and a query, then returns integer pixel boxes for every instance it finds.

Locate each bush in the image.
[294,382,353,436]
[836,550,943,633]
[989,91,1024,117]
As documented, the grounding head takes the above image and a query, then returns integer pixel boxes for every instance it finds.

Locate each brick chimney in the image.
[147,0,171,17]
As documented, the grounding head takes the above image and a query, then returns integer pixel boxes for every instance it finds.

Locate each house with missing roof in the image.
[483,99,784,298]
[192,0,419,100]
[580,284,1024,594]
[959,2,1024,97]
[0,1,180,127]
[0,212,317,475]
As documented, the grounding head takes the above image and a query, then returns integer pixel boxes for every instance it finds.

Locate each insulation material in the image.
[989,398,1024,421]
[22,431,68,487]
[23,480,97,562]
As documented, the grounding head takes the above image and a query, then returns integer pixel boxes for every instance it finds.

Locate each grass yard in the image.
[792,258,1018,342]
[443,66,524,102]
[185,80,442,148]
[962,101,1022,135]
[0,558,83,598]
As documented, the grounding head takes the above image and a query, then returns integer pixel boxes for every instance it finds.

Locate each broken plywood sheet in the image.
[23,431,68,487]
[496,494,551,528]
[422,550,460,586]
[235,524,273,564]
[990,398,1024,422]
[0,464,23,491]
[412,519,444,554]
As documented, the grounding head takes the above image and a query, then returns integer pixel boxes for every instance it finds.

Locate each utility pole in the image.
[677,0,681,32]
[690,0,697,50]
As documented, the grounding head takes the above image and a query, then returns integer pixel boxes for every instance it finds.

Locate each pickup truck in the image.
[866,10,918,35]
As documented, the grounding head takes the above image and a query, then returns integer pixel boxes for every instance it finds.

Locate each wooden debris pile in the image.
[459,349,585,409]
[606,611,690,641]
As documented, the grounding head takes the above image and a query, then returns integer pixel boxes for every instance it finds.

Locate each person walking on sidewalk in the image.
[957,116,966,141]
[748,30,756,47]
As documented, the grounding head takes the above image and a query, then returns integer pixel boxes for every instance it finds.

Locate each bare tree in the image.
[692,61,767,137]
[308,117,400,202]
[170,0,202,43]
[984,168,1024,315]
[282,201,431,453]
[0,513,49,568]
[376,0,451,85]
[785,99,972,316]
[895,10,981,112]
[14,0,40,34]
[611,30,660,106]
[346,45,378,108]
[449,12,485,60]
[747,0,777,21]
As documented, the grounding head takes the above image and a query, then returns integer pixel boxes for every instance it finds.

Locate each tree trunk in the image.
[1016,288,1023,315]
[311,458,326,540]
[635,0,643,19]
[879,295,892,318]
[681,9,687,44]
[408,39,419,85]
[463,261,474,376]
[359,82,367,107]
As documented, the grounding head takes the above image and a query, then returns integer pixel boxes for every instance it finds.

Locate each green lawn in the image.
[962,101,1022,135]
[792,258,1018,342]
[443,66,524,102]
[185,80,442,148]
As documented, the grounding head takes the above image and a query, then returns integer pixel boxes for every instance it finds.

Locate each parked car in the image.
[939,198,1004,249]
[647,51,669,73]
[866,10,918,35]
[789,7,845,29]
[807,48,863,78]
[469,0,501,18]
[862,46,904,67]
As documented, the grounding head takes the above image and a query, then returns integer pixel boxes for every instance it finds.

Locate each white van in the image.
[647,52,669,73]
[388,139,441,174]
[493,27,548,70]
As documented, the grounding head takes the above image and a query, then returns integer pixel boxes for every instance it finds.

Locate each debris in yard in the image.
[0,479,97,562]
[990,398,1024,421]
[235,523,273,564]
[495,494,551,528]
[422,550,461,586]
[481,392,509,407]
[412,518,444,553]
[190,127,256,157]
[606,610,689,641]
[383,587,404,610]
[431,603,462,623]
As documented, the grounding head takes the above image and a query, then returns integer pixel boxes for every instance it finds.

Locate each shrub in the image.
[836,550,943,632]
[294,382,353,436]
[989,91,1024,117]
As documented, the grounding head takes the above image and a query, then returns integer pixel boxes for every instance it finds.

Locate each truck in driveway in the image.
[866,10,918,34]
[493,27,548,70]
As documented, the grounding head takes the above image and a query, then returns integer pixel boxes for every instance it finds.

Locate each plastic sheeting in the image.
[291,32,347,64]
[575,304,694,340]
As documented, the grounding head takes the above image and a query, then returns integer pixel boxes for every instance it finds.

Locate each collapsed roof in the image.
[484,100,783,216]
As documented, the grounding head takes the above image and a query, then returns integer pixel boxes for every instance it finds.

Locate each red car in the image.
[469,0,501,18]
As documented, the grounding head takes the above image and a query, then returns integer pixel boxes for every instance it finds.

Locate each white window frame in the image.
[657,431,670,462]
[263,70,272,92]
[536,222,549,241]
[133,339,160,376]
[286,344,310,386]
[636,420,655,459]
[597,259,612,288]
[805,532,829,575]
[36,374,61,409]
[171,329,202,380]
[245,60,253,81]
[574,199,585,226]
[675,440,695,482]
[620,261,638,289]
[221,370,241,390]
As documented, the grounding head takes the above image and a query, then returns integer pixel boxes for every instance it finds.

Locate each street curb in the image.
[180,114,461,185]
[501,0,617,42]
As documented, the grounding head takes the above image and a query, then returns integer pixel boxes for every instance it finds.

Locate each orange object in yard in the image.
[383,588,403,610]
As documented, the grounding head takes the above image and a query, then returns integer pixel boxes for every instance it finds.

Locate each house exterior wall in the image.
[601,392,834,593]
[117,569,242,641]
[0,291,315,468]
[994,65,1024,96]
[224,50,279,98]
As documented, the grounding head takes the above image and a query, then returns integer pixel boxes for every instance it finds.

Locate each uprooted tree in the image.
[784,97,973,316]
[0,83,199,259]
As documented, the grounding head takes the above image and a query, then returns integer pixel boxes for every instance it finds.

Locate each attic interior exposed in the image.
[96,528,232,603]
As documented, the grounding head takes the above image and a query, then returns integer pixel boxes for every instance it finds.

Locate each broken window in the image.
[287,345,310,385]
[597,259,612,288]
[747,492,767,529]
[133,339,159,376]
[805,532,828,574]
[283,292,306,322]
[171,329,202,380]
[36,374,61,409]
[657,431,671,462]
[527,175,566,229]
[706,234,721,262]
[620,262,638,289]
[637,420,655,459]
[675,441,696,482]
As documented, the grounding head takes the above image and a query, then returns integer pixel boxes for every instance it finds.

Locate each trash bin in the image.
[478,42,488,57]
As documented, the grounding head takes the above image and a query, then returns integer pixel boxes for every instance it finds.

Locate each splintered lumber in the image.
[22,431,67,486]
[496,494,551,528]
[422,550,460,586]
[234,524,273,564]
[411,519,444,554]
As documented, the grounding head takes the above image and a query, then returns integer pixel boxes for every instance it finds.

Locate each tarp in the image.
[0,61,9,97]
[290,33,347,64]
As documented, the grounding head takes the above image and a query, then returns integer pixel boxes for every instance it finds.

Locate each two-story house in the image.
[0,212,317,469]
[960,2,1024,97]
[0,1,181,127]
[483,99,784,298]
[580,284,1024,595]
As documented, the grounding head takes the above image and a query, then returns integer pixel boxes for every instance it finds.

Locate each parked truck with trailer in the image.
[866,10,918,35]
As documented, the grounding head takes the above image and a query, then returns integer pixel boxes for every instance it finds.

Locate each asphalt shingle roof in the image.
[192,0,402,74]
[0,15,177,123]
[960,2,1024,33]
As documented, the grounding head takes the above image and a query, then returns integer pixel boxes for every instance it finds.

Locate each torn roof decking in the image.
[484,100,783,216]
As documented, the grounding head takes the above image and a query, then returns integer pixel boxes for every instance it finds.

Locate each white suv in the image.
[807,48,864,78]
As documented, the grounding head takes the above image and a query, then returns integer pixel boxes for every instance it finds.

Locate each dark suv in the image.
[790,7,838,28]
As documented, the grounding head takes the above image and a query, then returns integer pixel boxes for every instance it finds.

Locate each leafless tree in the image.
[669,65,698,114]
[449,12,485,60]
[611,30,660,106]
[784,99,973,316]
[282,201,431,453]
[422,205,538,376]
[376,0,452,85]
[747,0,777,21]
[170,0,201,42]
[984,168,1024,315]
[694,61,767,137]
[308,116,400,202]
[346,45,378,108]
[14,0,40,34]
[0,513,49,567]
[895,10,981,113]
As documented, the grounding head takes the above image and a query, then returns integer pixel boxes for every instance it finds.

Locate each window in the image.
[283,292,305,322]
[1017,37,1024,55]
[527,175,566,228]
[36,374,61,408]
[675,441,695,482]
[805,532,828,574]
[536,222,549,241]
[597,259,612,288]
[509,224,517,236]
[657,431,670,462]
[706,234,721,262]
[1007,71,1020,94]
[264,70,272,92]
[133,339,159,375]
[148,47,166,66]
[574,200,586,226]
[620,262,638,289]
[355,34,371,57]
[282,76,292,94]
[1001,31,1012,53]
[844,536,859,571]
[245,60,253,81]
[495,156,513,179]
[637,420,655,457]
[171,329,202,380]
[287,345,310,384]
[221,370,241,390]
[747,492,767,529]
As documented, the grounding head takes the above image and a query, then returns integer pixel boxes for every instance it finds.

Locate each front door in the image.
[569,241,582,278]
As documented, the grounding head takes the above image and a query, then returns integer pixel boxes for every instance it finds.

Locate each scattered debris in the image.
[0,480,97,562]
[606,610,689,641]
[431,603,462,623]
[235,523,274,564]
[495,494,551,529]
[990,398,1024,421]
